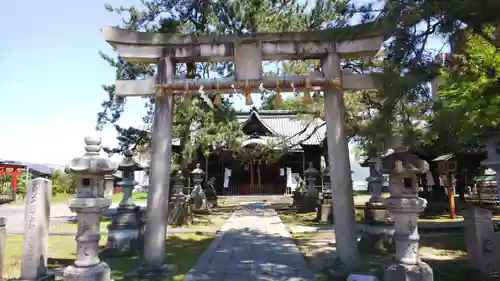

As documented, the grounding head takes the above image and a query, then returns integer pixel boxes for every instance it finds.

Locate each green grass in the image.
[4,233,214,281]
[52,204,235,233]
[292,231,468,281]
[10,192,148,205]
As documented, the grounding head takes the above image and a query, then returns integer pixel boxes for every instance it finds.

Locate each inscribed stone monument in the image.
[19,178,54,281]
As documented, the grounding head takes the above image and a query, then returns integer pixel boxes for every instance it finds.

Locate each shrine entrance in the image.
[102,23,383,271]
[0,163,24,204]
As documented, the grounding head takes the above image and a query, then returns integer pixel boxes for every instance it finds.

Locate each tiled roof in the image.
[236,109,326,148]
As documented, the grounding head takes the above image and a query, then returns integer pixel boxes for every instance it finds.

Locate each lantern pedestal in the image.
[358,201,395,254]
[104,150,144,257]
[105,205,143,256]
[384,263,433,281]
[359,159,395,254]
[64,262,112,281]
[168,193,192,225]
[316,194,333,223]
[383,197,432,281]
[299,196,318,213]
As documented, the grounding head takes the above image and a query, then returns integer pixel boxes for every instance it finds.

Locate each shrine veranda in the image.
[101,24,382,272]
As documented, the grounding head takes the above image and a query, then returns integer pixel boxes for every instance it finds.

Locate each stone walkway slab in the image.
[183,202,316,281]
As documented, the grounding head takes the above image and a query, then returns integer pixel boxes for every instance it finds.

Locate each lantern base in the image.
[15,273,55,281]
[383,262,433,281]
[298,196,318,213]
[63,262,111,281]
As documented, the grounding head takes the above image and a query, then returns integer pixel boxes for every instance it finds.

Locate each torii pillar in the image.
[322,53,360,273]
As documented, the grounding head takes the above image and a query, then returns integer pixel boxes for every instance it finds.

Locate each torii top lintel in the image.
[101,23,384,63]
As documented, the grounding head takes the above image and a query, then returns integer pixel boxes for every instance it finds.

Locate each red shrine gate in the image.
[0,163,24,204]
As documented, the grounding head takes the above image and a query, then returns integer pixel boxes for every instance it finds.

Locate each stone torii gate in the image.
[101,24,382,276]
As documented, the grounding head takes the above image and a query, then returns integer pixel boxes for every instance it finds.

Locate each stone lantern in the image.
[63,136,115,281]
[191,163,208,212]
[380,148,433,281]
[172,170,185,196]
[169,171,190,225]
[366,157,384,204]
[358,156,394,254]
[317,165,333,222]
[105,150,144,256]
[300,162,319,213]
[305,162,319,197]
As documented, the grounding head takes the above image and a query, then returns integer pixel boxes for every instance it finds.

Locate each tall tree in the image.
[328,0,500,158]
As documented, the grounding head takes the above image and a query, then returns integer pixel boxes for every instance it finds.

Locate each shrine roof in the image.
[236,108,326,147]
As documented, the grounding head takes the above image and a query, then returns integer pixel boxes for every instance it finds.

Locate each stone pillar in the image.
[464,207,494,277]
[322,52,360,272]
[0,217,5,279]
[381,150,433,281]
[359,157,394,254]
[191,164,208,213]
[105,150,144,256]
[300,162,319,213]
[135,57,176,279]
[169,171,190,226]
[20,178,54,281]
[63,136,115,281]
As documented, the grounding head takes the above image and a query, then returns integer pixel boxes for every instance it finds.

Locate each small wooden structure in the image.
[432,153,459,218]
[0,163,24,204]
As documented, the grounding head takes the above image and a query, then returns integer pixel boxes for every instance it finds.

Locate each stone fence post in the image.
[20,178,54,281]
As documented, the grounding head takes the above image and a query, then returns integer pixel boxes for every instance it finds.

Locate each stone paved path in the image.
[183,202,316,281]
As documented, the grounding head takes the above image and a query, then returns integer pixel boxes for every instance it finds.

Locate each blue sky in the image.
[0,0,259,166]
[0,1,447,181]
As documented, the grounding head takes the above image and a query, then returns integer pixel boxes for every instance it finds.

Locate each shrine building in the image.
[200,107,327,195]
